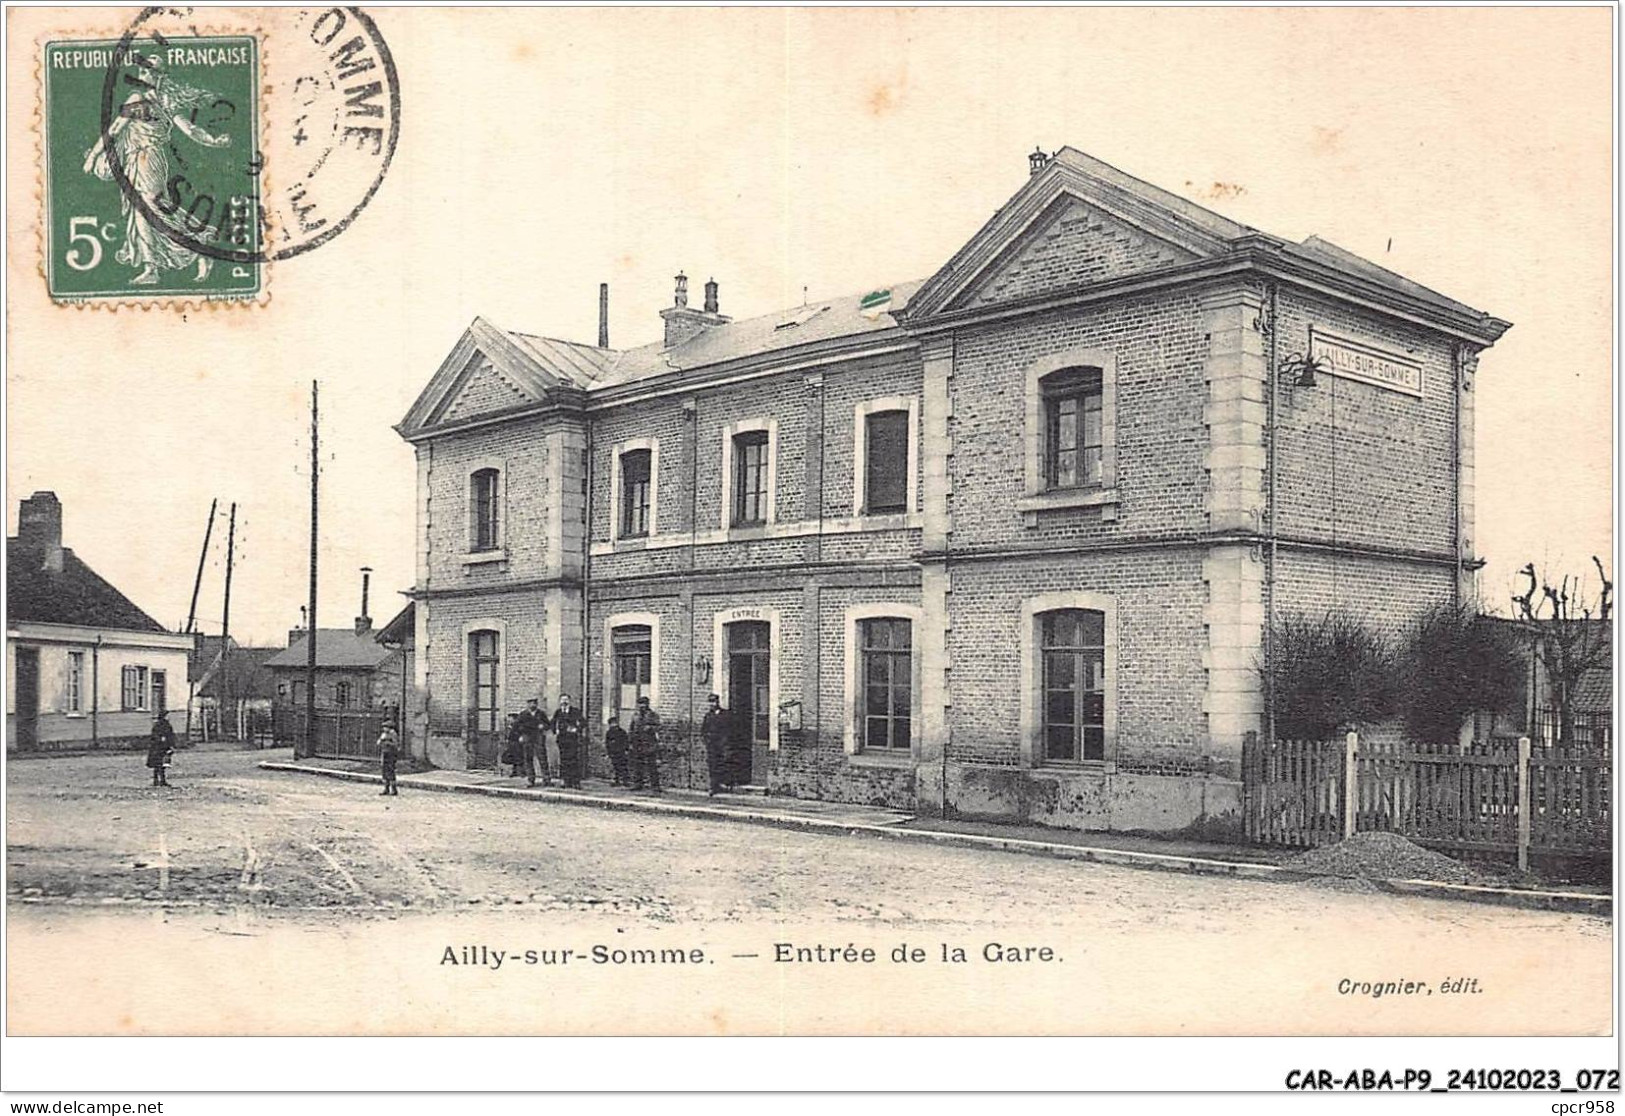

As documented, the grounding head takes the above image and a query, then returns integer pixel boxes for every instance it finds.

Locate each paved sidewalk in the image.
[258,753,1611,916]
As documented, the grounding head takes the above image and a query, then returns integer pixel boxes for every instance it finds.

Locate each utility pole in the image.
[221,502,238,741]
[183,499,217,743]
[302,380,319,760]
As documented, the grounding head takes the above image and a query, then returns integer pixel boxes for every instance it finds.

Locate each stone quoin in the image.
[393,146,1509,836]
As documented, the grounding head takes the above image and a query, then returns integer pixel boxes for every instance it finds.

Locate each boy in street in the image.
[378,724,400,796]
[604,715,630,786]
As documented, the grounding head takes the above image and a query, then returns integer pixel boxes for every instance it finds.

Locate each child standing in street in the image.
[378,724,400,796]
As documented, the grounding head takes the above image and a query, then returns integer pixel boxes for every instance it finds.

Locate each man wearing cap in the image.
[516,698,549,788]
[550,693,587,789]
[700,693,731,796]
[628,696,662,794]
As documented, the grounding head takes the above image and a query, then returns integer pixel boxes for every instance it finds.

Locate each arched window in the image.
[1039,608,1107,762]
[1041,367,1104,490]
[470,468,500,551]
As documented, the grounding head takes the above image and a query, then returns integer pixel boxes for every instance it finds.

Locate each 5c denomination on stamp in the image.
[42,32,263,304]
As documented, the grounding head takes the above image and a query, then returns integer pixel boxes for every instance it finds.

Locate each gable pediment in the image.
[397,317,570,437]
[946,195,1198,312]
[906,151,1244,321]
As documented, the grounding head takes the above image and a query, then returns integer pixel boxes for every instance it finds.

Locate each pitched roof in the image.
[263,628,395,670]
[195,643,282,699]
[375,601,414,645]
[6,539,168,633]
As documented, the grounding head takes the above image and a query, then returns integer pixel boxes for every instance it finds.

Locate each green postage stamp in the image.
[40,34,264,304]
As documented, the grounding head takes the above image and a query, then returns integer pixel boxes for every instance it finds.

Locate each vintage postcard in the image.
[3,4,1616,1095]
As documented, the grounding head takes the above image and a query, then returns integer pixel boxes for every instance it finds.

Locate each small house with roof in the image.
[265,570,405,738]
[6,491,192,751]
[394,146,1509,834]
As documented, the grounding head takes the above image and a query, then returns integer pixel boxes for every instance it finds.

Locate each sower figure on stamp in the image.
[550,694,586,789]
[82,56,229,285]
[377,724,400,796]
[146,711,175,787]
[517,698,549,787]
[603,715,631,786]
[629,696,662,794]
[701,693,731,796]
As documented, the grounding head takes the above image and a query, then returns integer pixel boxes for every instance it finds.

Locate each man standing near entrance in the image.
[629,696,662,794]
[516,698,548,787]
[550,694,586,788]
[701,693,730,795]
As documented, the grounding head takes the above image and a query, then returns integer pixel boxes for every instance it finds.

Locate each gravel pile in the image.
[1287,831,1475,884]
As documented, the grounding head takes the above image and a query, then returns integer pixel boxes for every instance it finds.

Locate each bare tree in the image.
[1511,556,1613,743]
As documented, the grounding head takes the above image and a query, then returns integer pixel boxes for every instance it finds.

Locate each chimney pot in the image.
[674,273,689,309]
[598,282,610,348]
[703,278,719,315]
[357,567,372,633]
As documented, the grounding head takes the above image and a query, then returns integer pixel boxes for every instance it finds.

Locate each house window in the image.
[470,468,500,552]
[612,625,653,726]
[469,631,501,733]
[1040,609,1106,762]
[860,618,912,750]
[733,431,769,526]
[1043,367,1104,490]
[863,410,910,514]
[620,449,651,538]
[335,681,352,708]
[120,665,149,711]
[67,651,84,713]
[291,680,305,705]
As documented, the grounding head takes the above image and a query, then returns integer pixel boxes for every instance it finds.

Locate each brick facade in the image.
[396,147,1508,836]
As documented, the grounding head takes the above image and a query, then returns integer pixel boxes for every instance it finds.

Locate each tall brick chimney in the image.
[660,272,730,348]
[16,491,64,573]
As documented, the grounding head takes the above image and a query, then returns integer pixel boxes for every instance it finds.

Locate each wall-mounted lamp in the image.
[1280,351,1326,388]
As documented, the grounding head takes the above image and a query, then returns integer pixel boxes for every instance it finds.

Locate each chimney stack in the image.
[598,283,610,348]
[355,567,373,635]
[1029,147,1051,177]
[660,271,731,348]
[16,491,64,573]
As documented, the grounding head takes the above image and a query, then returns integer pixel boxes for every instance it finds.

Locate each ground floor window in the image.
[335,680,352,708]
[860,617,912,750]
[67,651,84,713]
[1040,608,1106,762]
[469,631,501,733]
[613,625,653,725]
[120,665,149,711]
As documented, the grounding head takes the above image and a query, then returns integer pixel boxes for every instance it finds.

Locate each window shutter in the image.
[864,410,909,513]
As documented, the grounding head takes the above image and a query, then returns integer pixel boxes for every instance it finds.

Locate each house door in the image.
[14,647,39,750]
[726,621,771,785]
[151,670,167,716]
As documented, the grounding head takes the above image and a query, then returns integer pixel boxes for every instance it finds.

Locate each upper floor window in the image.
[1042,367,1103,490]
[470,468,501,552]
[620,449,652,538]
[1040,608,1106,763]
[863,410,910,515]
[733,430,770,526]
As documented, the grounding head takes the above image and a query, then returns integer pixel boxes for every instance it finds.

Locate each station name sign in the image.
[1310,330,1423,397]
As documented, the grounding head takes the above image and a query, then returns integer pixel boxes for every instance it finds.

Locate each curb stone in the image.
[258,761,1612,918]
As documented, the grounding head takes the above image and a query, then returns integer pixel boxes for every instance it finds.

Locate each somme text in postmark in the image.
[42,33,263,303]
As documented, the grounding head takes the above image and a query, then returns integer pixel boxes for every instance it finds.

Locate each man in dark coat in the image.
[603,716,631,786]
[146,712,175,787]
[700,693,730,795]
[516,698,548,787]
[629,696,662,794]
[550,694,587,788]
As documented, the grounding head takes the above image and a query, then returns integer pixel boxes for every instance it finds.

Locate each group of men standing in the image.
[505,694,588,789]
[501,692,747,797]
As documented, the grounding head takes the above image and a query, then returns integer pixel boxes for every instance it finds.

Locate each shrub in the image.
[1264,611,1396,741]
[1398,603,1524,745]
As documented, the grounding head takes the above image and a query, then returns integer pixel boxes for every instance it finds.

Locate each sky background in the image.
[6,6,1614,645]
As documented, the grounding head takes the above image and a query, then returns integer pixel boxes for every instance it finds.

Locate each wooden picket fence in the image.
[1243,728,1612,866]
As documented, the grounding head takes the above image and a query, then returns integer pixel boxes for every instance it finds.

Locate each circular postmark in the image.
[99,6,400,265]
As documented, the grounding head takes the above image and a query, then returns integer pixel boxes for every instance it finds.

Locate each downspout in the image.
[1266,284,1279,744]
[1451,342,1463,608]
[582,420,593,750]
[91,635,102,748]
